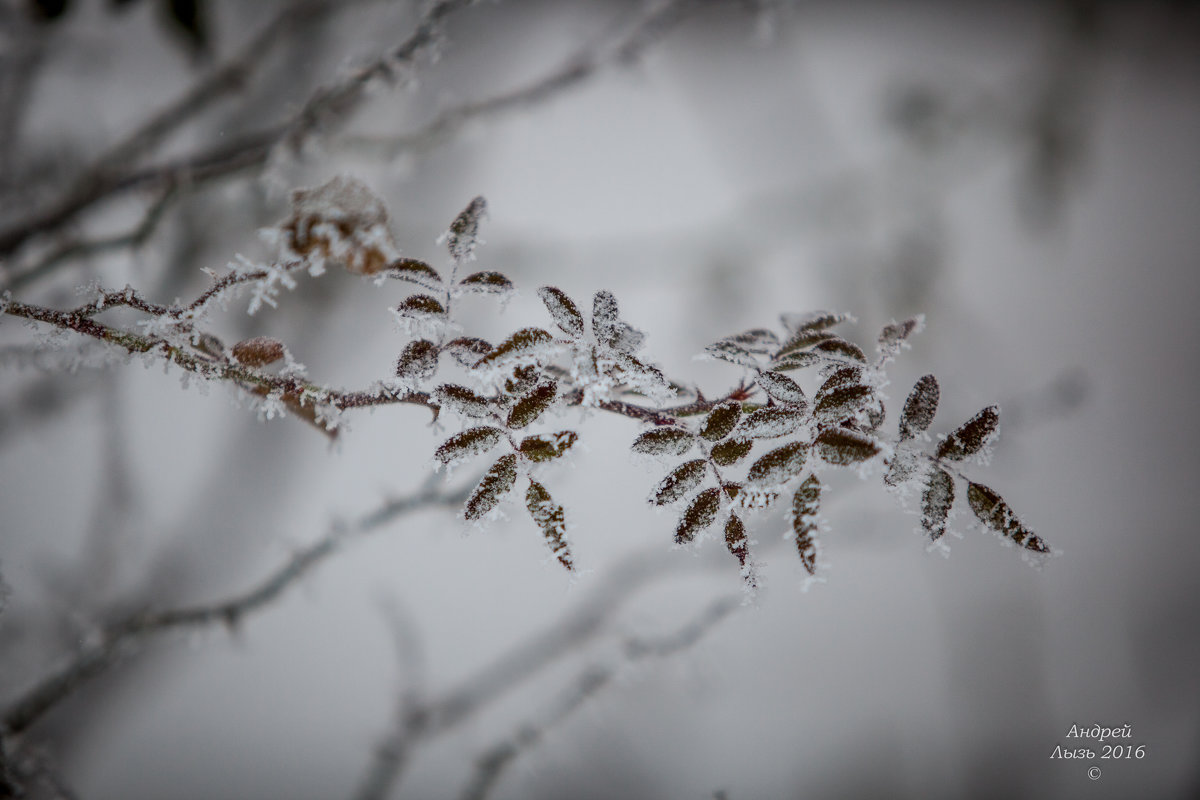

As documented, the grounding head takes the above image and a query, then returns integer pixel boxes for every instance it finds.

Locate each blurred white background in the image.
[1,1,1198,798]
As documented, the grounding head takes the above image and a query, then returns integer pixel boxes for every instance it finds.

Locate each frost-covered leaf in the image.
[507,380,557,429]
[526,479,573,571]
[395,294,446,318]
[610,351,669,394]
[435,426,504,466]
[738,406,805,439]
[776,329,837,359]
[725,328,780,354]
[883,448,919,487]
[877,316,923,362]
[592,291,620,348]
[464,453,517,520]
[812,338,867,363]
[746,441,809,488]
[711,437,753,466]
[781,310,850,334]
[395,339,439,382]
[921,467,954,541]
[792,475,821,575]
[703,340,760,369]
[459,271,514,295]
[675,487,722,544]
[755,370,806,406]
[772,351,821,371]
[631,427,695,457]
[701,400,742,441]
[446,196,487,263]
[652,459,708,506]
[231,336,285,367]
[475,327,554,368]
[387,257,442,291]
[936,405,999,461]
[967,482,1049,552]
[814,384,874,425]
[537,286,585,338]
[443,337,492,368]
[503,364,540,397]
[814,428,881,465]
[518,431,578,463]
[899,374,939,441]
[816,367,864,403]
[612,321,646,353]
[724,513,749,567]
[434,384,491,418]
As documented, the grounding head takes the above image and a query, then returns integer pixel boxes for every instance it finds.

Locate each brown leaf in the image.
[652,459,708,506]
[755,370,806,406]
[936,405,999,461]
[899,375,939,441]
[435,426,504,466]
[700,400,742,441]
[395,339,440,382]
[518,431,578,463]
[725,513,749,567]
[746,441,809,487]
[921,467,954,541]
[966,482,1049,552]
[464,453,518,520]
[231,336,285,367]
[475,328,554,368]
[711,437,754,466]
[507,380,557,429]
[387,258,443,291]
[631,427,696,457]
[537,286,585,338]
[526,480,573,571]
[792,475,821,575]
[814,428,880,465]
[675,487,722,544]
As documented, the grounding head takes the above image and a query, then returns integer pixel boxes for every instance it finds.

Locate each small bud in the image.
[231,336,286,367]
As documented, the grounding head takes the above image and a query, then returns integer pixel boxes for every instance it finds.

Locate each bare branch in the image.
[0,479,472,737]
[459,596,741,800]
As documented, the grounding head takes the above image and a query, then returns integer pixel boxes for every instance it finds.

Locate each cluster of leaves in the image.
[1,182,1050,582]
[629,311,1050,585]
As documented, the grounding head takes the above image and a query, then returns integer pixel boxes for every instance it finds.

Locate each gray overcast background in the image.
[1,1,1198,798]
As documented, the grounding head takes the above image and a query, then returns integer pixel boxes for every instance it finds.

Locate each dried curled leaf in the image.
[701,400,742,441]
[746,441,809,488]
[459,271,514,294]
[812,338,867,363]
[435,426,503,466]
[631,427,695,457]
[814,384,874,425]
[936,405,999,461]
[443,337,492,368]
[446,196,487,263]
[464,453,518,520]
[388,257,442,291]
[396,339,440,382]
[537,286,585,338]
[518,431,578,463]
[755,370,806,406]
[434,384,491,418]
[395,294,446,318]
[507,380,557,429]
[877,316,923,361]
[592,291,620,348]
[652,459,708,506]
[725,328,780,354]
[967,482,1049,552]
[526,480,573,571]
[704,340,761,369]
[475,328,554,368]
[792,475,821,575]
[814,428,881,465]
[675,487,722,544]
[738,406,805,439]
[725,513,749,567]
[921,467,954,541]
[781,310,850,334]
[776,329,837,359]
[711,437,754,466]
[899,374,939,441]
[231,336,285,367]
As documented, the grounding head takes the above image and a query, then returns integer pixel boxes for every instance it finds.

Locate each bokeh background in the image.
[1,1,1198,798]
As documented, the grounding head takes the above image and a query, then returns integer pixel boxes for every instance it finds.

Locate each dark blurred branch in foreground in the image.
[0,477,472,739]
[459,596,740,800]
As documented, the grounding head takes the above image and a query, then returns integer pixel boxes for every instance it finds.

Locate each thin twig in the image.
[0,0,478,260]
[0,479,472,737]
[459,596,740,800]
